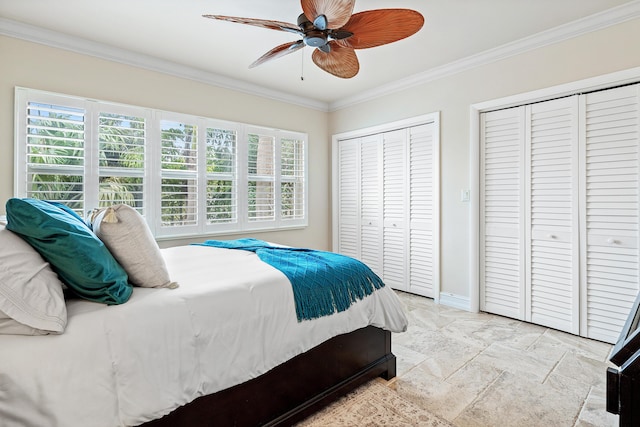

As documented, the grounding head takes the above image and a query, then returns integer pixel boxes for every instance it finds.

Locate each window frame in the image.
[242,125,308,232]
[14,87,308,239]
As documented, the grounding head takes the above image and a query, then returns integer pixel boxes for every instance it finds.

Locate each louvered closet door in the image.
[480,107,526,319]
[581,84,640,343]
[408,123,435,297]
[360,135,383,276]
[337,138,359,258]
[383,129,408,291]
[526,97,580,334]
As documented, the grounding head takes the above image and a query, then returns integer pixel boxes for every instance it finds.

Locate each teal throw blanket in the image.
[194,239,385,321]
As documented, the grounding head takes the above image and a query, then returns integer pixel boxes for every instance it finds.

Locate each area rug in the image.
[297,378,454,426]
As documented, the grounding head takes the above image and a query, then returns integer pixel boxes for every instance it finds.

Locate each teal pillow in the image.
[5,198,132,305]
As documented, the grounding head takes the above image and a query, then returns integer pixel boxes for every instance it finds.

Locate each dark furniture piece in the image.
[607,290,640,426]
[143,325,395,427]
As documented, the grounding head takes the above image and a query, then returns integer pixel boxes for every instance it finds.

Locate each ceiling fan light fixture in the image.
[203,0,424,78]
[304,30,328,47]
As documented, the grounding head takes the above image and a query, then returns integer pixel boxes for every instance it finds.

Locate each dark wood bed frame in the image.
[143,325,396,426]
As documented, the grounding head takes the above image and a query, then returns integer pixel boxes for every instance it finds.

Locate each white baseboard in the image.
[438,292,473,312]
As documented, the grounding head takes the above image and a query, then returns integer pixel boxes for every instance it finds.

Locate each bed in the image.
[0,199,408,427]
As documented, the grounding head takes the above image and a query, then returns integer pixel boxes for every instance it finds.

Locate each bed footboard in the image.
[143,326,395,427]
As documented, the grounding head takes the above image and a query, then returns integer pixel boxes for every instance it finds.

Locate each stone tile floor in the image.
[389,291,618,426]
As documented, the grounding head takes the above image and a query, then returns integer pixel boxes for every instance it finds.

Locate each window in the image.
[280,137,305,220]
[206,127,236,225]
[159,118,199,231]
[22,101,86,215]
[98,112,146,214]
[15,88,308,238]
[247,131,275,222]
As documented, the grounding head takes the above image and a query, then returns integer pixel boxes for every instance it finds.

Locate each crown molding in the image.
[329,0,640,111]
[0,17,330,112]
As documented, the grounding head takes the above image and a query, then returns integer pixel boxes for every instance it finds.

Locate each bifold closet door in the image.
[481,97,580,334]
[381,124,438,297]
[337,138,359,258]
[408,124,437,297]
[526,96,580,334]
[581,84,640,343]
[359,135,383,277]
[336,135,383,276]
[382,129,408,291]
[480,107,526,320]
[335,116,439,299]
[481,84,640,342]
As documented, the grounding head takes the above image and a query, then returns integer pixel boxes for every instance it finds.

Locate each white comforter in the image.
[0,245,408,427]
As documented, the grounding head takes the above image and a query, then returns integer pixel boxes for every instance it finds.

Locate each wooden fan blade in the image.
[312,41,359,78]
[203,15,302,35]
[301,0,355,30]
[338,9,424,49]
[250,40,305,68]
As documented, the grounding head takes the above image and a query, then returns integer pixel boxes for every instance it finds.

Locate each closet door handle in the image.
[547,234,557,239]
[608,238,619,245]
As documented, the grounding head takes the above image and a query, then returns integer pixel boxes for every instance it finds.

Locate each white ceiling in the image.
[0,0,638,109]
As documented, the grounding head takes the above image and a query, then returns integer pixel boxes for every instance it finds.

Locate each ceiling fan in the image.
[203,0,424,78]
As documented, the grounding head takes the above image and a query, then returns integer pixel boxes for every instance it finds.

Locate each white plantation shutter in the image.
[409,124,436,297]
[244,129,307,231]
[526,97,580,333]
[205,127,237,226]
[23,101,86,215]
[247,133,275,223]
[159,119,199,231]
[280,137,305,222]
[481,107,526,319]
[382,129,407,291]
[581,84,640,343]
[16,88,307,238]
[337,138,359,258]
[360,135,383,276]
[98,111,146,214]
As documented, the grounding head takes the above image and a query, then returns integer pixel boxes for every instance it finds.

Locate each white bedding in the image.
[0,245,408,427]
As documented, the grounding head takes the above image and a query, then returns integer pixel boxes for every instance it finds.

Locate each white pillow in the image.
[91,205,177,289]
[0,225,67,335]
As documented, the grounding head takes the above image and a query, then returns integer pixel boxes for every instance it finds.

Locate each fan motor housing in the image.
[297,13,328,47]
[304,30,327,47]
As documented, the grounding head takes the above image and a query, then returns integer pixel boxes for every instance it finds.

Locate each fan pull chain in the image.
[300,51,305,81]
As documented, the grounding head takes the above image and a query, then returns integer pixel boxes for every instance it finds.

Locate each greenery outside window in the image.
[14,88,308,238]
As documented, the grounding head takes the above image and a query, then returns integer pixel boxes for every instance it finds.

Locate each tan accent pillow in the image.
[0,225,67,335]
[91,205,177,289]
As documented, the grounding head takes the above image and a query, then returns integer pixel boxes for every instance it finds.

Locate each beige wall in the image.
[329,18,640,301]
[0,36,331,250]
[3,17,640,304]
